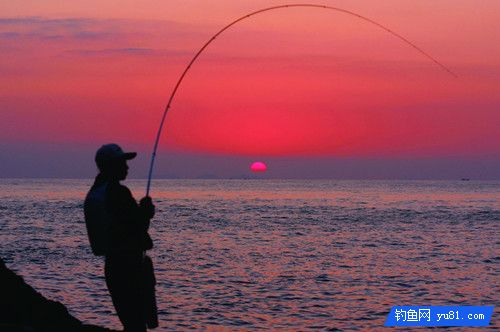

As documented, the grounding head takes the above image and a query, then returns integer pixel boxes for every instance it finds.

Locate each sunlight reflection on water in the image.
[1,179,498,330]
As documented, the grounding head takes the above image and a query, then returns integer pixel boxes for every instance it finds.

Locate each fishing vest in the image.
[84,182,111,256]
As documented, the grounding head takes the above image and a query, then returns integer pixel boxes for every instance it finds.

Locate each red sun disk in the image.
[250,161,267,172]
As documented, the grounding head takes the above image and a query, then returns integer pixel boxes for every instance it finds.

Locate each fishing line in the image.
[146,3,456,195]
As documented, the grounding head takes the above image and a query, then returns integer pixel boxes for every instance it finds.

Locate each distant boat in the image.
[461,178,471,181]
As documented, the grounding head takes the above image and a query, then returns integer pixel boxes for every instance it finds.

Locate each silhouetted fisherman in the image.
[84,144,158,332]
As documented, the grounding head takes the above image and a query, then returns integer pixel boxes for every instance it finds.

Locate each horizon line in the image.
[0,177,494,181]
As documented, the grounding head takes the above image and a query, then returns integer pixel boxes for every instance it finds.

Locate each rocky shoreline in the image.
[0,258,118,332]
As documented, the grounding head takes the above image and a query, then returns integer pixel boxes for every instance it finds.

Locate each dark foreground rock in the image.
[0,258,119,332]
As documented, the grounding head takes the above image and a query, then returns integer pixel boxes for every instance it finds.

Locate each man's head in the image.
[95,143,136,181]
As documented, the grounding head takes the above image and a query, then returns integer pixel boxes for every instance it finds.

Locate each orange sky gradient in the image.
[1,0,499,178]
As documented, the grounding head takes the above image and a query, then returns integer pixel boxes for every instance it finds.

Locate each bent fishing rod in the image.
[145,3,456,196]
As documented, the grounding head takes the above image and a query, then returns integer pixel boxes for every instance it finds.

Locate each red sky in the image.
[1,0,499,177]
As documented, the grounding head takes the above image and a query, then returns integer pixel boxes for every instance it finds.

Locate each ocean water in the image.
[0,179,498,331]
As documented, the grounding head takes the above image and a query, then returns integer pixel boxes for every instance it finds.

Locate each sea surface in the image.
[1,179,498,331]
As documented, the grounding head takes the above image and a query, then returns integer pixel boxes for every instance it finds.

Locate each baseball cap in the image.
[95,143,136,169]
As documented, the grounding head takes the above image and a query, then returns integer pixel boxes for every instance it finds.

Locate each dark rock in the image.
[0,258,119,332]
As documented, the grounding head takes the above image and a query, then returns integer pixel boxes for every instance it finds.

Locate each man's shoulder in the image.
[107,182,133,198]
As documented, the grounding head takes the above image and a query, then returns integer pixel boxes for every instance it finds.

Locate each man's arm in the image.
[107,184,154,252]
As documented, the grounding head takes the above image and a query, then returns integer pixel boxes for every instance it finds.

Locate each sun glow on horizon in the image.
[250,161,267,173]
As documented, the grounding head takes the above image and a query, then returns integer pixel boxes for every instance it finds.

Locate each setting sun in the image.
[250,161,267,172]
